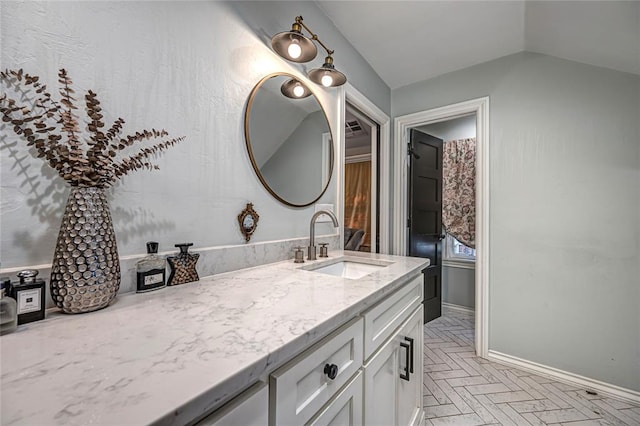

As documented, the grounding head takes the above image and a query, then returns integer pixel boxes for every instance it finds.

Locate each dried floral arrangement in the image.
[0,68,185,187]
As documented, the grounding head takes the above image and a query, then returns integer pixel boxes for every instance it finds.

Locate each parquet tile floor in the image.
[423,307,640,426]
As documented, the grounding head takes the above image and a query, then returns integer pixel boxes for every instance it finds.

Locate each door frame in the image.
[338,83,391,254]
[393,97,490,358]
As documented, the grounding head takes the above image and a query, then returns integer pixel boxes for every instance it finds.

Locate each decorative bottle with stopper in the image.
[136,242,166,293]
[167,243,200,286]
[11,270,46,325]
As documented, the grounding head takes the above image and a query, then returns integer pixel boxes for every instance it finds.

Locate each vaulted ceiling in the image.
[317,1,640,89]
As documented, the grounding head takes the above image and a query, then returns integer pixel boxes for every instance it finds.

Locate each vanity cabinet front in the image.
[266,273,424,426]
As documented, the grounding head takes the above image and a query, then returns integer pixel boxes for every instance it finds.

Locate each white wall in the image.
[393,52,640,393]
[0,2,388,276]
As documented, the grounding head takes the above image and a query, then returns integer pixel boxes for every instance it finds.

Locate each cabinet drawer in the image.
[197,382,268,426]
[270,317,364,426]
[307,370,363,426]
[362,274,423,360]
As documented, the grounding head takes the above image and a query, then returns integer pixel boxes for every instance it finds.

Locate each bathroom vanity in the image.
[0,251,428,425]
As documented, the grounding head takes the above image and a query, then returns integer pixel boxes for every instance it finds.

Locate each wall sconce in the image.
[271,16,347,88]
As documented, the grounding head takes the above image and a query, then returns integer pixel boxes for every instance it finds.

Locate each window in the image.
[444,233,475,261]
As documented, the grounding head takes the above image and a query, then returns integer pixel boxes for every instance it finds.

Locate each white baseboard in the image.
[487,350,640,405]
[442,302,475,314]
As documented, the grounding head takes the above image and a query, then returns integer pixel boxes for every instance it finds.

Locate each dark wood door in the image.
[408,129,443,324]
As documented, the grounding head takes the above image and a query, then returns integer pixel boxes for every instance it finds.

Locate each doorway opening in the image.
[344,101,380,253]
[411,114,477,324]
[394,97,489,357]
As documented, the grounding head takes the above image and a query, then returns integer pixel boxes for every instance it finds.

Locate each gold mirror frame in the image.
[244,72,334,207]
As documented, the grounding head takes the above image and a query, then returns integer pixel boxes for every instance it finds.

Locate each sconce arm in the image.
[295,16,335,56]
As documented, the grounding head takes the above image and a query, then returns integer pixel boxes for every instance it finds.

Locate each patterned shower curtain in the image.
[443,138,476,249]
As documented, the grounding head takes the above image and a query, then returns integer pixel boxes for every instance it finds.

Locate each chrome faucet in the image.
[308,210,339,260]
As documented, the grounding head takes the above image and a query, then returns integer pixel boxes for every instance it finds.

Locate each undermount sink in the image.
[303,257,393,280]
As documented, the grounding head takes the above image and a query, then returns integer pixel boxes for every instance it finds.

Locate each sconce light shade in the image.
[271,22,317,63]
[308,56,347,87]
[280,78,312,99]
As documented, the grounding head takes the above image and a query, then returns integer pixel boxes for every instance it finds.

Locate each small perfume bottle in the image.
[11,270,46,325]
[136,242,167,293]
[1,278,17,335]
[167,243,200,286]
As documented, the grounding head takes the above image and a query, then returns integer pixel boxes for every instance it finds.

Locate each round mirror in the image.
[244,73,334,207]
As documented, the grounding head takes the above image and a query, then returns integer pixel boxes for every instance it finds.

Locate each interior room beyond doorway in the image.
[344,102,379,253]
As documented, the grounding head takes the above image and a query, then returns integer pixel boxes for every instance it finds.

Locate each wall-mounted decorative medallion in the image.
[238,203,259,243]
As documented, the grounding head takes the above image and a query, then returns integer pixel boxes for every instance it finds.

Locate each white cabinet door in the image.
[363,305,424,426]
[397,306,424,426]
[363,329,400,426]
[197,382,268,426]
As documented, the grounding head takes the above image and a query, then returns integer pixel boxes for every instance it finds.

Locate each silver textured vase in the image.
[50,186,120,314]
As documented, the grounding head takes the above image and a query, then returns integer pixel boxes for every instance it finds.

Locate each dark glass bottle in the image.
[136,242,166,293]
[11,270,46,325]
[167,243,200,286]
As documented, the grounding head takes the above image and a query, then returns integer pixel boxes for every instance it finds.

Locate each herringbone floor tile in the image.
[423,307,640,425]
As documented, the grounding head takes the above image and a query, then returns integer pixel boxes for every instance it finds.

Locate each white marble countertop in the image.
[0,251,428,426]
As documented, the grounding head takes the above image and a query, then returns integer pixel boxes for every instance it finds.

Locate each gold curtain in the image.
[443,138,476,248]
[344,161,371,248]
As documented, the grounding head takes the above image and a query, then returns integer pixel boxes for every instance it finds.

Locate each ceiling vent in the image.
[345,119,368,138]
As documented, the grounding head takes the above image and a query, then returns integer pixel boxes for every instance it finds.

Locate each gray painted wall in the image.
[442,267,475,309]
[0,1,388,275]
[393,52,640,392]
